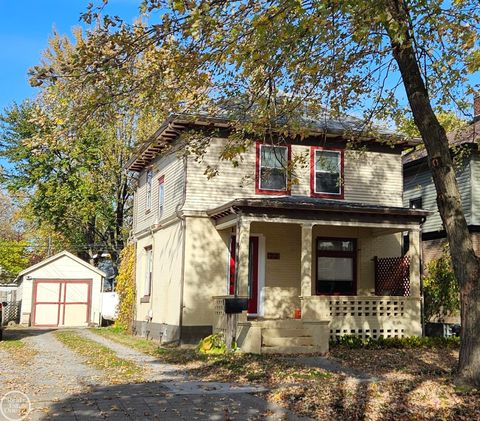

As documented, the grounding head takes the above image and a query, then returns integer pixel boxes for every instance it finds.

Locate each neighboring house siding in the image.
[404,159,472,233]
[471,153,480,225]
[134,150,185,235]
[184,137,403,211]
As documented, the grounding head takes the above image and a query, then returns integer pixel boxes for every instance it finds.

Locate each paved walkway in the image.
[0,328,312,421]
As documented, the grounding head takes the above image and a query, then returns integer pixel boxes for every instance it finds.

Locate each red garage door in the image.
[32,280,92,327]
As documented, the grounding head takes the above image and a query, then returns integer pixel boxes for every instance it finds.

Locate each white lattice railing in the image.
[301,295,421,340]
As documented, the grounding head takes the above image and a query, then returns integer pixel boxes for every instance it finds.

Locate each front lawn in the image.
[91,328,480,420]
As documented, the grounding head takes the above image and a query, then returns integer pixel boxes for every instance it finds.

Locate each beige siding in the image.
[185,138,403,211]
[182,217,231,326]
[135,221,184,326]
[134,150,185,235]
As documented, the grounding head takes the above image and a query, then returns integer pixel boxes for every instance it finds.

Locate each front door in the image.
[228,236,259,315]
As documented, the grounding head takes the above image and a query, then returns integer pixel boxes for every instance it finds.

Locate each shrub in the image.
[197,332,236,354]
[330,334,459,349]
[423,247,460,322]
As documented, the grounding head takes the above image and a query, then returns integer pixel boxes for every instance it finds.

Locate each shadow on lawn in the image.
[38,381,308,421]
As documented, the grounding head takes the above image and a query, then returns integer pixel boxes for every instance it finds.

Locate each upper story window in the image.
[145,170,153,211]
[158,176,165,219]
[409,197,422,209]
[311,147,344,199]
[256,143,290,194]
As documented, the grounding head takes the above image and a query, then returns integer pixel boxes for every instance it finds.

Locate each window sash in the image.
[146,170,153,210]
[158,180,165,218]
[259,145,288,191]
[144,248,152,296]
[314,150,341,195]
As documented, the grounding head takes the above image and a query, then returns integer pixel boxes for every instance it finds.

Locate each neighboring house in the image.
[403,107,480,264]
[127,113,428,354]
[16,251,105,327]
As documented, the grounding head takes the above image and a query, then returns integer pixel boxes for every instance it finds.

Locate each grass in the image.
[90,327,480,421]
[0,338,36,365]
[54,330,144,384]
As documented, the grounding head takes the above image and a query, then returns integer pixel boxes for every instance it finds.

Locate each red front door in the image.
[229,236,259,315]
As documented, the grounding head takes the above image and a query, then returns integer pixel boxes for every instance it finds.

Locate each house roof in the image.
[403,120,479,166]
[16,250,106,281]
[127,111,419,172]
[207,197,430,222]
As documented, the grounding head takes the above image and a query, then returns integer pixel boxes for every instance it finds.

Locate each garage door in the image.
[32,280,92,327]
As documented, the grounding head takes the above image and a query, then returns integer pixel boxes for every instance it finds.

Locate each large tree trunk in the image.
[384,0,480,386]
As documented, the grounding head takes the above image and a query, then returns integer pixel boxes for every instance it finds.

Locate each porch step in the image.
[263,336,313,347]
[262,328,310,338]
[261,345,322,355]
[250,319,303,329]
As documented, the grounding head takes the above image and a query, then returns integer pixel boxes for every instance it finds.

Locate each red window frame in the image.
[255,142,292,195]
[310,146,344,199]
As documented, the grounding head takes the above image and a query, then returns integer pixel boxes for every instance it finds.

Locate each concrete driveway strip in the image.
[77,329,313,421]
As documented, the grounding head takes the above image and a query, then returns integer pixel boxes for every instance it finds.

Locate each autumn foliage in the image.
[115,244,136,333]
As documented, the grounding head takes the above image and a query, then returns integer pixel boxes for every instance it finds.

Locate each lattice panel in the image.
[328,299,405,318]
[330,327,406,340]
[374,256,411,296]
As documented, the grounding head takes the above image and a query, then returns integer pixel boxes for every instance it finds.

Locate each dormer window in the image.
[311,147,344,199]
[256,143,290,194]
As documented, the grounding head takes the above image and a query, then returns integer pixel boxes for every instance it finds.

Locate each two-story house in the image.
[403,106,480,264]
[127,113,428,354]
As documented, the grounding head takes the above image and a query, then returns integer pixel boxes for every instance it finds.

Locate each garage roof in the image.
[16,250,106,281]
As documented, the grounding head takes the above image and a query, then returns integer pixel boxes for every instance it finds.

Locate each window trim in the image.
[143,246,153,300]
[158,175,165,220]
[310,146,344,199]
[145,169,153,212]
[255,143,292,195]
[315,237,357,296]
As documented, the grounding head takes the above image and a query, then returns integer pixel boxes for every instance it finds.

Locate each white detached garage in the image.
[16,251,105,327]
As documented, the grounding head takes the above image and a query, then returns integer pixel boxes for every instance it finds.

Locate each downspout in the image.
[175,155,188,344]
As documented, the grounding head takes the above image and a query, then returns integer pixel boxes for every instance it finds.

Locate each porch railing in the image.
[301,295,421,340]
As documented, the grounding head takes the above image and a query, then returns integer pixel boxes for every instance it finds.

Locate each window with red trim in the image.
[311,147,344,198]
[256,143,290,194]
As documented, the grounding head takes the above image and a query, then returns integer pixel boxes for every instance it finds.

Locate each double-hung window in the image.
[158,176,165,220]
[144,246,153,298]
[256,144,290,194]
[311,148,343,198]
[145,170,153,211]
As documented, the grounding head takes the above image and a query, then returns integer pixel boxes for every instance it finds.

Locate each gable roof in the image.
[403,120,479,166]
[16,250,106,280]
[127,112,418,172]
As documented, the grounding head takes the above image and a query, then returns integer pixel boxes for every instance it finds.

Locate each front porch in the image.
[209,197,428,354]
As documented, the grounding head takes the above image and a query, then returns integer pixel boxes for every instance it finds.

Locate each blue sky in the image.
[0,0,140,113]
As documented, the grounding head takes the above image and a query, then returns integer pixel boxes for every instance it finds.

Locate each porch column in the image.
[235,217,251,297]
[301,223,314,296]
[408,228,421,297]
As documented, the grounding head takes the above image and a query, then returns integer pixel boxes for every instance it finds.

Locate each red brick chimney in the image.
[474,94,480,122]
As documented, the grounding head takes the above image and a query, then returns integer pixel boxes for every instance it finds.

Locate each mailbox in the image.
[224,297,248,314]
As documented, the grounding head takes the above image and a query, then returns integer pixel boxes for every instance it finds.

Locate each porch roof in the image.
[207,197,430,226]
